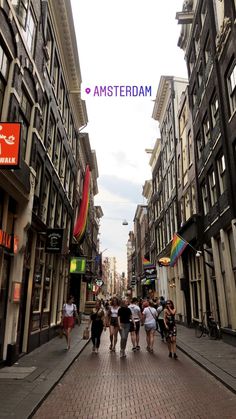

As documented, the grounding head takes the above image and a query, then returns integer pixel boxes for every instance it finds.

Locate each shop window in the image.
[32,238,45,313]
[227,61,236,116]
[42,254,53,312]
[217,154,226,195]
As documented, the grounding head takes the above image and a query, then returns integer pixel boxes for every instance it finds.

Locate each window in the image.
[203,114,210,144]
[34,160,42,197]
[46,25,53,74]
[53,133,61,171]
[12,0,29,27]
[52,53,59,94]
[47,114,55,158]
[217,154,226,195]
[0,45,10,115]
[39,97,48,143]
[49,188,57,227]
[209,170,217,206]
[185,190,191,220]
[187,130,193,166]
[201,181,209,215]
[24,7,36,54]
[227,63,236,115]
[196,131,203,159]
[19,89,32,160]
[211,93,219,127]
[192,184,196,214]
[200,1,206,25]
[41,175,50,224]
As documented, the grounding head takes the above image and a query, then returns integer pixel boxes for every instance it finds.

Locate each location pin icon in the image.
[85,88,91,94]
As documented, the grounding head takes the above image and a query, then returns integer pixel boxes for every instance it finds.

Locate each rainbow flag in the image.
[170,233,188,267]
[142,258,155,269]
[73,165,90,243]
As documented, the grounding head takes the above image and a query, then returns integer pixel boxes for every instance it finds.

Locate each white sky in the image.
[71,0,188,273]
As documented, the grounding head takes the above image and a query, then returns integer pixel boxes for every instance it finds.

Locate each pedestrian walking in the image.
[157,297,166,341]
[89,300,106,354]
[128,297,142,351]
[118,299,132,358]
[107,297,120,351]
[164,299,178,359]
[61,295,78,350]
[142,300,157,353]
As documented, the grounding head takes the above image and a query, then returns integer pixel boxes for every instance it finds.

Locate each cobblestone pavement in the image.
[33,328,236,419]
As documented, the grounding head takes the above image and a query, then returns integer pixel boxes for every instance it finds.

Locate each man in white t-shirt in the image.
[128,298,142,351]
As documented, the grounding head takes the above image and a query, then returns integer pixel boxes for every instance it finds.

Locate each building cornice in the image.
[49,0,88,128]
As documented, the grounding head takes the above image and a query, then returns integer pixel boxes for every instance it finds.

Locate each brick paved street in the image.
[33,328,236,419]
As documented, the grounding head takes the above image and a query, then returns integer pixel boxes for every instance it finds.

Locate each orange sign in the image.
[12,282,21,303]
[0,122,21,167]
[0,229,12,249]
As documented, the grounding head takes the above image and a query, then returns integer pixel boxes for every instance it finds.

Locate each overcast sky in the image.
[71,0,188,273]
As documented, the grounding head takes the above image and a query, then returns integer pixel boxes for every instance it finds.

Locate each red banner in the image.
[0,122,21,168]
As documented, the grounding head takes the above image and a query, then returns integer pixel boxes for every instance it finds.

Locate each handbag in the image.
[83,327,90,340]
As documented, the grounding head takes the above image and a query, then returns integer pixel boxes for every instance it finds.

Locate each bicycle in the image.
[195,311,221,339]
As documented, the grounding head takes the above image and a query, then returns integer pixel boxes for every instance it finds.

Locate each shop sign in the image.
[0,229,12,250]
[144,267,157,280]
[0,122,21,168]
[45,228,64,253]
[12,282,21,303]
[70,257,86,274]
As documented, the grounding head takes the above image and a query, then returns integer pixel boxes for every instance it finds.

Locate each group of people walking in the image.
[87,296,178,359]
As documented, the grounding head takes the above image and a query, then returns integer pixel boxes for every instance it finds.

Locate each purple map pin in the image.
[85,88,91,94]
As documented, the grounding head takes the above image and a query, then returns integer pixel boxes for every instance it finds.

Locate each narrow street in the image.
[33,329,236,419]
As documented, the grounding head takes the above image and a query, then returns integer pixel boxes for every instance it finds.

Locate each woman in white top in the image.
[107,297,120,351]
[61,295,78,350]
[142,300,157,353]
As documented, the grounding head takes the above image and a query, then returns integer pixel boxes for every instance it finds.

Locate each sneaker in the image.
[169,352,172,358]
[146,346,150,352]
[132,347,136,352]
[149,348,154,353]
[92,346,95,353]
[136,346,140,350]
[174,353,178,359]
[95,348,98,354]
[112,347,116,352]
[120,350,126,358]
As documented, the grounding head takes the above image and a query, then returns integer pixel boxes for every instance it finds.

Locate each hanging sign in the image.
[45,228,64,253]
[0,123,21,168]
